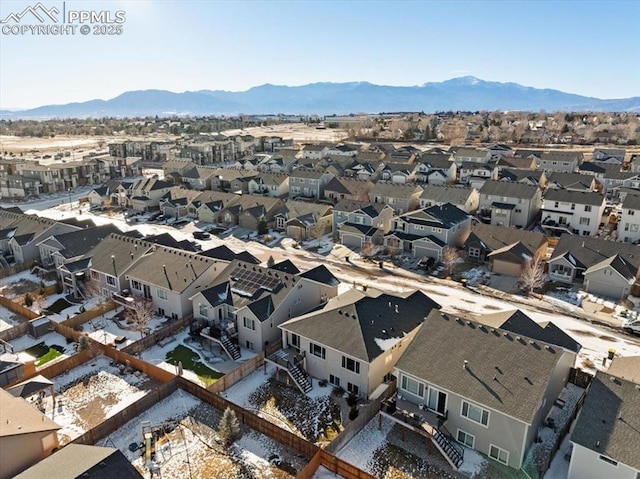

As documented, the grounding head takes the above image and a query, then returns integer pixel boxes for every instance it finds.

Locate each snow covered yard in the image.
[43,356,161,445]
[82,307,169,349]
[222,364,342,444]
[0,270,56,299]
[8,330,70,361]
[97,390,309,479]
[0,303,21,331]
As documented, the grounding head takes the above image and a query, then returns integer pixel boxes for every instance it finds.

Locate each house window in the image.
[131,280,141,290]
[310,342,326,359]
[629,210,635,216]
[462,401,489,426]
[432,227,442,233]
[468,247,481,259]
[157,288,167,300]
[579,217,590,225]
[489,445,509,465]
[106,275,116,286]
[91,270,100,280]
[457,429,475,448]
[243,317,255,331]
[246,340,255,351]
[199,303,208,317]
[570,203,575,210]
[584,205,592,212]
[342,356,361,374]
[400,375,424,397]
[347,382,359,396]
[554,201,559,208]
[329,374,340,387]
[290,333,300,349]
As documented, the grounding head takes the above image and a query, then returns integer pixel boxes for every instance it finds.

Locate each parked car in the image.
[171,219,191,229]
[193,231,211,240]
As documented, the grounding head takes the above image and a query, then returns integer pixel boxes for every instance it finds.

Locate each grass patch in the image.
[45,298,74,314]
[23,342,50,359]
[165,344,223,386]
[35,345,65,367]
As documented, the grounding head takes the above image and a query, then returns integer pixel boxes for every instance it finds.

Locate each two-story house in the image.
[181,166,220,190]
[289,169,334,200]
[478,181,542,228]
[369,183,424,215]
[301,144,330,160]
[124,246,223,319]
[618,193,640,243]
[336,202,395,249]
[384,203,472,259]
[541,189,605,237]
[277,288,440,397]
[539,152,583,173]
[191,261,340,360]
[248,172,290,198]
[458,162,499,189]
[592,148,626,165]
[452,147,492,165]
[413,154,457,185]
[419,185,479,213]
[379,162,417,184]
[394,309,575,469]
[546,172,597,192]
[127,177,175,212]
[498,169,547,189]
[272,200,333,241]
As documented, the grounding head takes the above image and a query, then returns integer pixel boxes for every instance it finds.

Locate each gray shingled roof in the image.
[622,193,640,210]
[281,290,440,362]
[571,370,640,470]
[479,180,539,199]
[420,185,475,204]
[549,234,640,270]
[543,189,604,206]
[399,203,470,229]
[464,224,547,254]
[396,310,563,424]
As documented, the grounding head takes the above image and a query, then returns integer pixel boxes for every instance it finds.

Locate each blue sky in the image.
[1,0,639,108]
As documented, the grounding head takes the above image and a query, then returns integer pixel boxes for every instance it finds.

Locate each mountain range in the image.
[2,77,639,118]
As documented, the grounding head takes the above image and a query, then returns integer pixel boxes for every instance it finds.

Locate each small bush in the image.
[24,292,33,307]
[319,379,328,387]
[348,405,359,420]
[346,393,358,407]
[332,386,345,396]
[267,255,275,267]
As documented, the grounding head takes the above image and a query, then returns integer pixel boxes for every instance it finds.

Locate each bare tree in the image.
[361,242,376,258]
[442,247,461,277]
[520,254,546,296]
[84,278,109,307]
[126,295,154,339]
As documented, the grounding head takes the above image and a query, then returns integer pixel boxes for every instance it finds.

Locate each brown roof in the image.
[0,389,60,438]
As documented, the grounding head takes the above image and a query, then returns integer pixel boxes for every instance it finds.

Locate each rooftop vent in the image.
[463,360,468,370]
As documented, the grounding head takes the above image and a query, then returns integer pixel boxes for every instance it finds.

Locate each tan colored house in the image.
[0,389,60,479]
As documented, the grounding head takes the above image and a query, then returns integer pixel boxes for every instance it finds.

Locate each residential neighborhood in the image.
[1,129,639,479]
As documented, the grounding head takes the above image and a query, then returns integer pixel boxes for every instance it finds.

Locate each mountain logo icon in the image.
[1,2,60,24]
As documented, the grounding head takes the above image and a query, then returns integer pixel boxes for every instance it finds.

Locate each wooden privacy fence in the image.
[317,450,377,479]
[102,345,177,384]
[0,321,29,343]
[0,294,40,320]
[71,379,179,446]
[121,314,194,356]
[568,367,594,389]
[325,381,396,454]
[61,300,116,330]
[0,261,35,279]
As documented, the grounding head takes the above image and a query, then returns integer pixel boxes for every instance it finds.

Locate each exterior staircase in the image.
[433,429,464,469]
[287,362,312,394]
[220,335,241,360]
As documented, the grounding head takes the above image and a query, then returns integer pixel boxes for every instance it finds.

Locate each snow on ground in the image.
[9,330,69,354]
[312,466,340,479]
[0,270,55,289]
[336,413,394,470]
[0,304,19,331]
[543,433,572,479]
[84,309,167,348]
[458,447,487,478]
[222,363,276,408]
[44,357,155,444]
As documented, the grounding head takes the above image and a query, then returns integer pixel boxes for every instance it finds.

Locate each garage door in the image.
[586,280,625,300]
[413,244,441,260]
[492,259,522,277]
[342,233,363,249]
